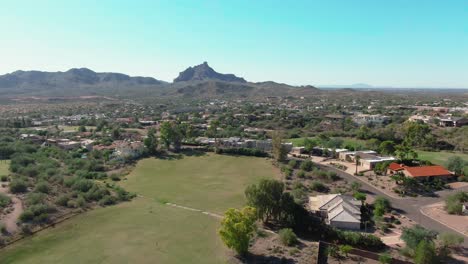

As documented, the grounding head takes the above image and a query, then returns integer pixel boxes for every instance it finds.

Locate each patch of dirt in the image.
[0,184,23,233]
[229,232,319,264]
[421,202,468,236]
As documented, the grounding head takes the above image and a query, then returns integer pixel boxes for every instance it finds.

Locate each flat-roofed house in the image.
[309,194,361,230]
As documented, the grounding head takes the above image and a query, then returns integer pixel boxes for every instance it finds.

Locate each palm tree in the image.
[355,155,361,175]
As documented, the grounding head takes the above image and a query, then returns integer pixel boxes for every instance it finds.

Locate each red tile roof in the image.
[388,162,405,171]
[404,165,453,178]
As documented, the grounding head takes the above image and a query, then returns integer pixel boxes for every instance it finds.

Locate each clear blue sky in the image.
[1,0,467,88]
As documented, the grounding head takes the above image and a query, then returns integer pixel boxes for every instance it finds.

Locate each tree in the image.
[143,128,158,155]
[414,240,437,264]
[160,121,183,151]
[355,154,361,175]
[271,131,287,162]
[379,140,396,155]
[303,138,318,152]
[395,144,418,161]
[111,127,121,140]
[447,156,465,176]
[78,125,87,132]
[401,225,438,253]
[353,192,366,204]
[218,207,257,256]
[374,197,391,213]
[245,179,295,225]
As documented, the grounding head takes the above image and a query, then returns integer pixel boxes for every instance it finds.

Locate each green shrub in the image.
[288,160,298,169]
[326,171,339,181]
[76,196,86,207]
[0,175,8,182]
[310,181,327,192]
[10,179,28,193]
[55,194,70,206]
[0,193,11,208]
[99,195,117,206]
[278,228,298,246]
[72,179,94,192]
[26,192,47,206]
[300,160,314,172]
[34,181,50,194]
[110,174,120,181]
[296,170,306,178]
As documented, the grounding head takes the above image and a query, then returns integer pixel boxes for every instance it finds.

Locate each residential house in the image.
[308,194,361,230]
[291,147,306,155]
[352,114,389,125]
[402,165,454,181]
[439,117,468,127]
[339,150,396,171]
[114,141,145,161]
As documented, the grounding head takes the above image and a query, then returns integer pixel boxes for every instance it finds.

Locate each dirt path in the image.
[0,185,23,233]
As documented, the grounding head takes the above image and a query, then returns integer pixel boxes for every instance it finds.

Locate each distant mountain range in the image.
[0,62,321,99]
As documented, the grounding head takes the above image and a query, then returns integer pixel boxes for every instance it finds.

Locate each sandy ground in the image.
[448,182,468,189]
[0,184,23,233]
[310,157,401,199]
[421,202,468,236]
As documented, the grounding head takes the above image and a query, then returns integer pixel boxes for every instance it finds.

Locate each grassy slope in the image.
[0,153,279,263]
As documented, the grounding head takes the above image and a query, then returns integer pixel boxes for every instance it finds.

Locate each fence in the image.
[0,209,84,250]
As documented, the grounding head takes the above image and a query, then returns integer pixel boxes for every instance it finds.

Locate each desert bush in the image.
[279,228,298,246]
[55,194,70,206]
[0,193,11,208]
[99,195,117,206]
[9,179,28,193]
[25,192,47,206]
[296,170,306,178]
[34,181,50,194]
[310,181,327,192]
[288,160,298,169]
[300,160,314,172]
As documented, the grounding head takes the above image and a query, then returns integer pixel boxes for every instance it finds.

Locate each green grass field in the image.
[417,150,468,167]
[0,160,10,176]
[0,153,279,263]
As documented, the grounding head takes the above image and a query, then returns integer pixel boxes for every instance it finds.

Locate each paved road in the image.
[316,163,468,248]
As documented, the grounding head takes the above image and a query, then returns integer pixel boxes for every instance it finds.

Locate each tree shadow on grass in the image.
[180,149,207,157]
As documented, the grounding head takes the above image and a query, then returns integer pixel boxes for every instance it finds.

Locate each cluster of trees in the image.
[401,225,464,264]
[159,121,195,151]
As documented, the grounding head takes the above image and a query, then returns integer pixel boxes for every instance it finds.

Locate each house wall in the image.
[330,220,360,230]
